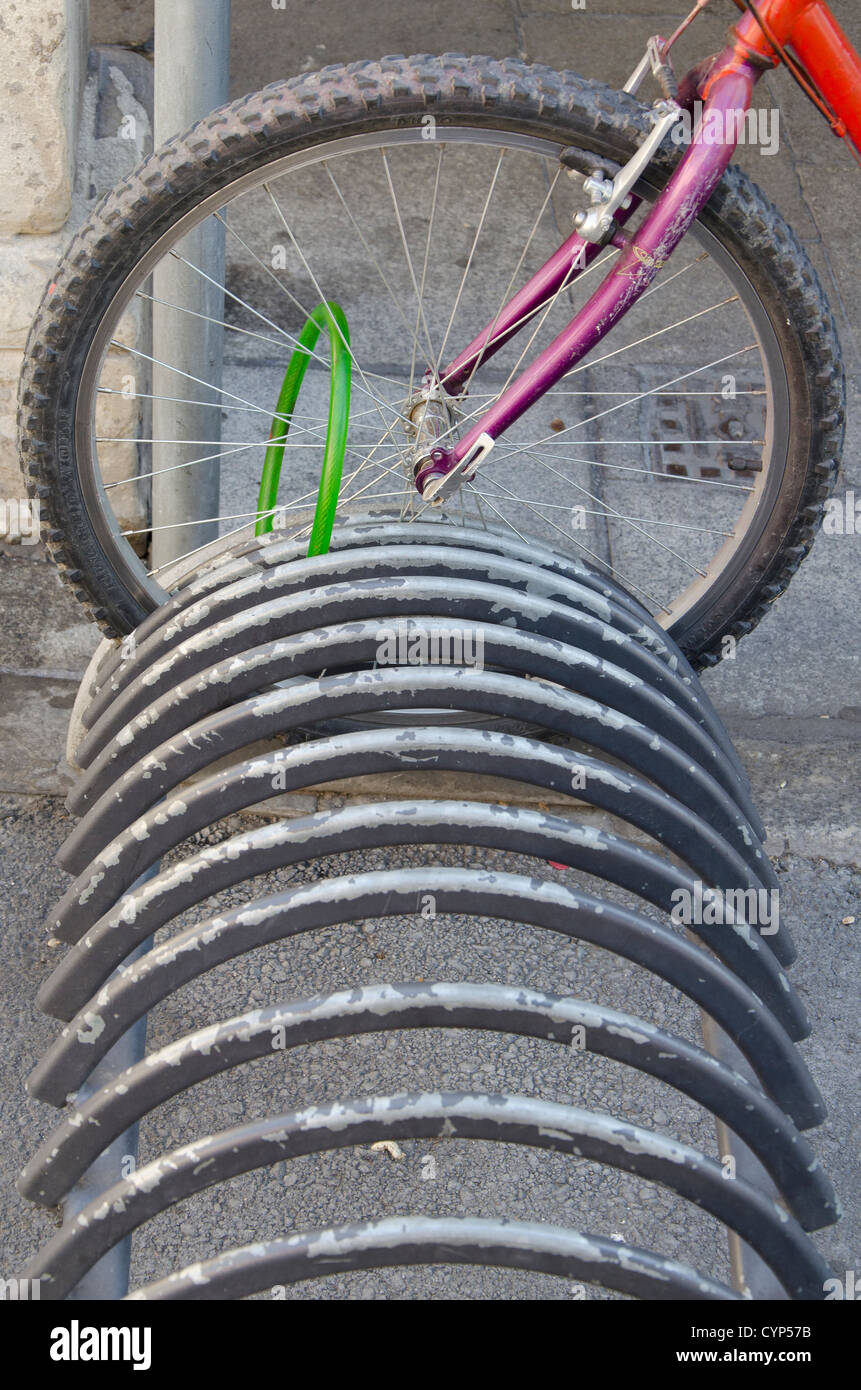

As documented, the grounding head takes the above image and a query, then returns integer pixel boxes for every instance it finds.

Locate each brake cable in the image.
[736,0,861,166]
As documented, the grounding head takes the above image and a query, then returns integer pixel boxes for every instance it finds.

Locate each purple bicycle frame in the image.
[415,53,763,496]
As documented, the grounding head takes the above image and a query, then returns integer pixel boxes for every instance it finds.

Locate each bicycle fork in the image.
[412,49,763,503]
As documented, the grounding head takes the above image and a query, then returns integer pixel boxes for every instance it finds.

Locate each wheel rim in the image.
[74,121,790,633]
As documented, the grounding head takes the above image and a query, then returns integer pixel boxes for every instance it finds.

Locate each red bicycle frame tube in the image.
[729,0,861,152]
[419,1,861,496]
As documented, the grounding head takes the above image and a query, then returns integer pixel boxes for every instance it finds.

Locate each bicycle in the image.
[17,0,858,665]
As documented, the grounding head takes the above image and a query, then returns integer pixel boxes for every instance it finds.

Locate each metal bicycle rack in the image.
[18,522,838,1300]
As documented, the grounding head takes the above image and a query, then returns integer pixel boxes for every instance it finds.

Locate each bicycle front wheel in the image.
[19,55,843,664]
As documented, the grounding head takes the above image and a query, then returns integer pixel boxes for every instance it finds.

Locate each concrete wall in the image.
[0,0,87,235]
[0,0,88,539]
[89,0,152,48]
[0,0,154,542]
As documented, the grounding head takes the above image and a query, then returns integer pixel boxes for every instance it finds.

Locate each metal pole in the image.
[63,870,158,1301]
[151,0,231,571]
[63,1009,149,1299]
[699,1012,789,1300]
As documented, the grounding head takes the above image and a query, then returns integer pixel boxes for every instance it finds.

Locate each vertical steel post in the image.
[151,0,231,571]
[63,873,158,1301]
[699,1012,789,1300]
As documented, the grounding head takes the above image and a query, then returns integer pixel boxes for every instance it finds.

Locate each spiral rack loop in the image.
[18,523,838,1300]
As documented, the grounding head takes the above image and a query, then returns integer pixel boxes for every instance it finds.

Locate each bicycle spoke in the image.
[569,338,753,433]
[77,125,780,636]
[514,450,710,577]
[462,482,532,545]
[147,518,262,575]
[110,341,287,416]
[493,440,754,492]
[636,250,708,302]
[494,343,760,463]
[471,489,491,531]
[96,387,401,441]
[263,181,412,431]
[124,506,288,537]
[136,289,292,354]
[475,472,670,610]
[323,158,435,380]
[438,248,616,408]
[457,161,564,398]
[380,149,441,378]
[541,389,764,398]
[462,492,732,536]
[561,298,741,385]
[104,440,272,490]
[436,148,506,367]
[433,252,617,443]
[408,143,446,401]
[211,215,414,410]
[214,208,416,398]
[167,248,335,374]
[98,387,282,420]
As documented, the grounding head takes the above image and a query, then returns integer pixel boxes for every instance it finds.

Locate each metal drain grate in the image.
[641,375,766,481]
